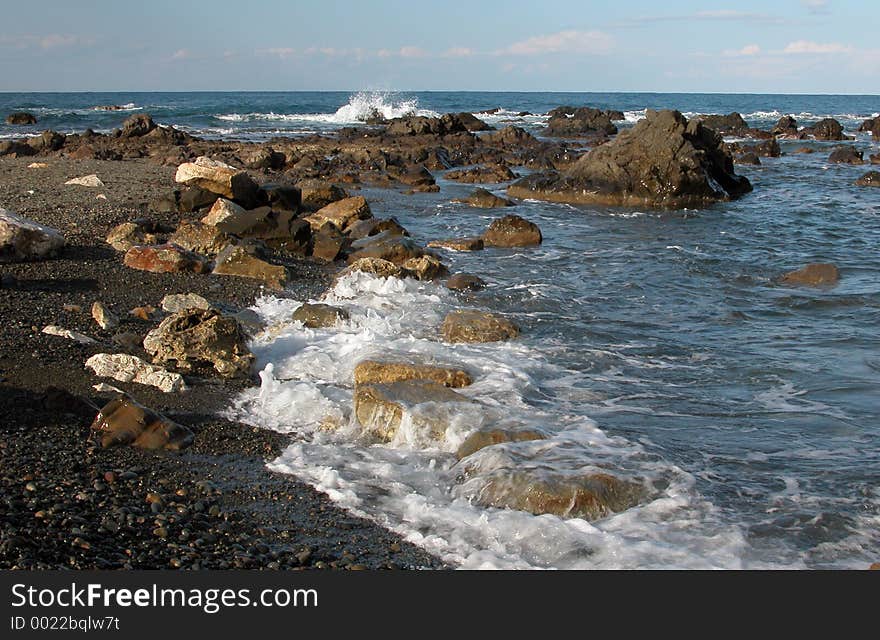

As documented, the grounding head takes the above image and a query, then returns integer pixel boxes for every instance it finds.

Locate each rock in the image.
[780,263,840,288]
[772,115,799,136]
[385,114,471,137]
[828,146,863,164]
[160,293,211,313]
[347,233,432,265]
[354,360,472,388]
[29,130,65,152]
[90,395,194,450]
[212,245,288,290]
[858,117,877,132]
[446,164,517,184]
[742,138,781,158]
[427,237,485,251]
[105,220,165,252]
[130,305,158,321]
[292,303,349,328]
[91,301,118,330]
[123,244,209,274]
[0,209,66,262]
[65,174,105,187]
[297,179,349,211]
[167,221,234,256]
[243,146,286,170]
[396,166,437,188]
[736,152,761,166]
[441,310,519,343]
[120,113,156,138]
[696,112,749,135]
[446,273,486,291]
[310,225,348,262]
[484,125,538,146]
[547,107,618,137]
[340,257,405,278]
[85,353,187,392]
[143,309,254,378]
[482,215,542,248]
[5,112,37,125]
[178,186,221,213]
[111,331,143,351]
[353,380,472,442]
[42,325,97,344]
[455,428,546,460]
[855,171,880,187]
[454,112,492,132]
[804,118,850,141]
[345,217,409,240]
[508,110,752,208]
[200,198,254,232]
[259,183,301,211]
[793,147,816,154]
[870,154,880,165]
[400,254,449,280]
[457,188,515,208]
[304,196,372,232]
[174,157,260,207]
[462,470,643,520]
[27,162,48,169]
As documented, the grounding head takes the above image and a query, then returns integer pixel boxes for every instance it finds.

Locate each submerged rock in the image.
[508,109,752,208]
[456,187,515,208]
[354,360,472,388]
[90,395,193,450]
[446,273,486,291]
[855,171,880,187]
[0,208,65,262]
[441,310,519,343]
[804,118,850,141]
[455,428,547,460]
[828,146,864,165]
[5,111,37,125]
[482,215,542,248]
[292,303,349,328]
[446,164,517,184]
[85,353,186,393]
[780,263,840,288]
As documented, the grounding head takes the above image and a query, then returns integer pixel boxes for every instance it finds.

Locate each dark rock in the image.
[804,118,851,141]
[482,215,542,248]
[547,107,618,137]
[120,114,157,138]
[345,217,408,240]
[454,113,493,132]
[385,113,472,137]
[243,147,286,170]
[259,183,301,211]
[736,152,761,166]
[457,187,515,208]
[772,115,799,136]
[292,303,349,328]
[5,112,37,125]
[28,130,66,152]
[828,146,863,164]
[484,126,538,146]
[310,225,348,262]
[445,164,517,184]
[178,186,221,213]
[346,234,433,265]
[697,112,749,134]
[780,263,840,288]
[854,171,880,187]
[446,273,486,291]
[297,180,349,211]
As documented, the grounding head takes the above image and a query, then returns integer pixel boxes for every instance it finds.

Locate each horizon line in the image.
[1,89,879,97]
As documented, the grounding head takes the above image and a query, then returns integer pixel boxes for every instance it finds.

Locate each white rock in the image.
[85,353,187,393]
[160,293,211,313]
[65,174,105,187]
[28,162,48,169]
[0,209,65,262]
[200,198,254,233]
[42,325,97,344]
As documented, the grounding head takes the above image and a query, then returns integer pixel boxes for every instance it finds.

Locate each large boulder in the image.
[5,112,37,125]
[385,113,472,137]
[304,196,372,232]
[354,360,472,388]
[446,164,517,184]
[120,113,156,138]
[772,115,799,137]
[455,112,493,132]
[696,112,749,135]
[85,353,186,393]
[456,187,515,208]
[174,157,260,208]
[780,263,840,288]
[828,146,863,165]
[123,243,209,274]
[446,273,486,291]
[167,221,234,256]
[855,171,880,187]
[546,107,618,137]
[297,179,348,211]
[91,395,193,450]
[143,309,254,378]
[482,215,542,248]
[508,109,752,208]
[484,125,538,146]
[347,233,433,265]
[212,244,288,290]
[804,118,850,141]
[0,209,65,262]
[441,310,519,343]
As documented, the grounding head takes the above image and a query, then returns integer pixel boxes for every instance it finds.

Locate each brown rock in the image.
[311,225,348,262]
[347,234,432,265]
[441,310,519,343]
[123,244,209,274]
[446,164,517,184]
[90,395,193,450]
[427,237,485,251]
[174,157,259,207]
[780,263,840,288]
[167,221,234,256]
[212,245,287,290]
[292,303,349,328]
[828,146,864,165]
[457,188,515,208]
[106,221,164,252]
[455,428,546,460]
[855,171,880,187]
[401,254,449,280]
[446,273,486,291]
[354,360,472,388]
[340,257,405,278]
[297,179,349,211]
[483,215,542,248]
[304,196,372,232]
[345,217,409,240]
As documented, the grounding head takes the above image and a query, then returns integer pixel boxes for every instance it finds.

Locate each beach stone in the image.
[175,157,260,207]
[91,301,118,331]
[805,118,850,141]
[458,188,515,208]
[855,171,880,187]
[455,428,546,460]
[347,234,432,265]
[200,198,256,233]
[780,263,840,288]
[441,310,519,343]
[123,243,209,274]
[42,325,97,345]
[65,174,105,188]
[106,221,164,252]
[311,225,348,262]
[401,254,449,280]
[161,293,211,313]
[354,380,471,442]
[427,237,485,251]
[212,245,288,290]
[482,215,542,248]
[27,162,48,169]
[292,303,349,328]
[340,257,404,278]
[167,221,234,256]
[304,196,372,232]
[446,164,517,184]
[90,395,194,450]
[828,146,863,164]
[354,360,472,388]
[345,217,409,240]
[547,106,618,136]
[85,353,186,393]
[0,209,66,262]
[259,183,301,211]
[178,185,221,213]
[143,309,254,378]
[464,471,643,520]
[446,273,486,291]
[297,179,349,211]
[120,113,156,138]
[508,109,752,208]
[243,146,286,170]
[5,111,37,125]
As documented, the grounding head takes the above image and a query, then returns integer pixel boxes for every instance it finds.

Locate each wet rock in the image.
[106,221,164,252]
[42,325,97,345]
[90,395,193,450]
[509,110,752,208]
[347,234,433,265]
[855,171,880,187]
[174,157,260,208]
[771,115,799,136]
[446,273,486,291]
[91,301,118,330]
[304,196,372,232]
[0,208,66,262]
[123,244,210,274]
[292,303,349,328]
[427,237,485,251]
[85,353,187,392]
[354,360,472,388]
[456,188,515,208]
[5,111,37,125]
[482,215,542,248]
[454,112,493,132]
[803,118,851,141]
[396,166,437,188]
[65,174,105,188]
[143,309,254,378]
[780,263,840,288]
[212,245,288,290]
[446,164,517,184]
[736,153,761,166]
[167,221,234,257]
[297,179,349,211]
[161,293,212,313]
[354,380,472,442]
[547,106,618,137]
[455,428,546,460]
[462,471,643,520]
[385,113,472,137]
[696,112,749,135]
[400,254,449,280]
[441,310,519,343]
[340,257,405,278]
[484,125,538,146]
[120,113,156,138]
[828,146,863,165]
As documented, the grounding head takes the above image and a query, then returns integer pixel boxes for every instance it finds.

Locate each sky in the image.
[0,0,877,93]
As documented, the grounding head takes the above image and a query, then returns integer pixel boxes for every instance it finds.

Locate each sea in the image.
[2,90,878,569]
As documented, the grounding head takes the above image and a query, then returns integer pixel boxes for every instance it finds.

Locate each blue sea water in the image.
[2,91,877,568]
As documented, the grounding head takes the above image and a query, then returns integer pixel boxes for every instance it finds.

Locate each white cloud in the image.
[723,44,761,57]
[442,47,474,58]
[398,46,427,58]
[783,40,852,54]
[260,47,296,59]
[497,30,613,56]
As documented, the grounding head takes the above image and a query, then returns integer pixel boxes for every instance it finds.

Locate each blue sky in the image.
[0,0,877,93]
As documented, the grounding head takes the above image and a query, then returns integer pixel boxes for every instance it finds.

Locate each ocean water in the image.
[3,91,878,569]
